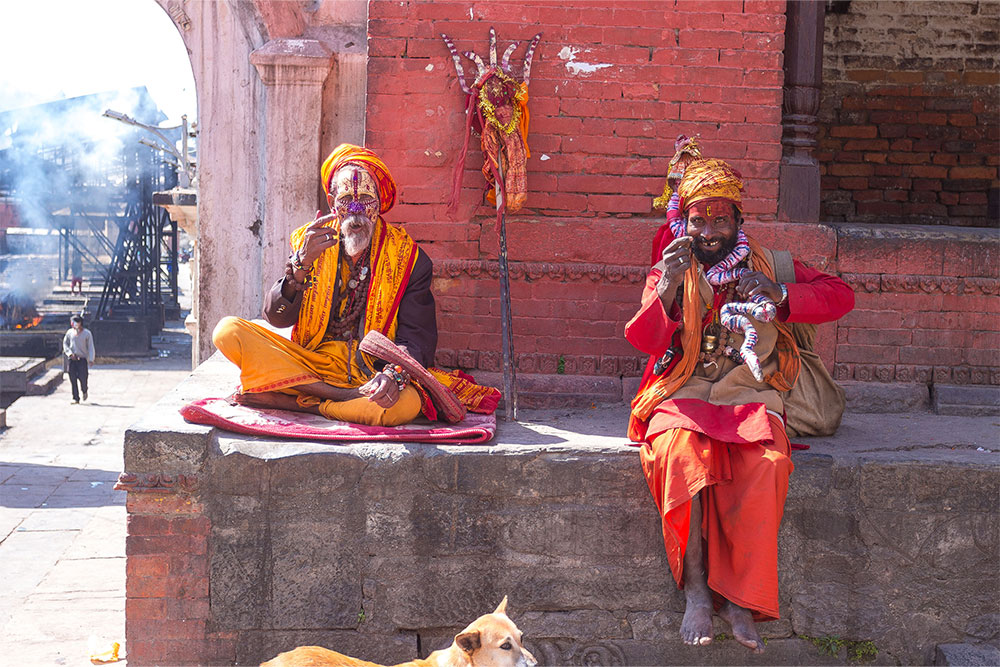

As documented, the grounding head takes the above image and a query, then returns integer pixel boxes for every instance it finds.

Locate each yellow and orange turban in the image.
[677,158,744,213]
[320,144,397,215]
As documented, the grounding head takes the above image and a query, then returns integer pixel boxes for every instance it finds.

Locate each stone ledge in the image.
[121,352,1000,666]
[933,383,1000,416]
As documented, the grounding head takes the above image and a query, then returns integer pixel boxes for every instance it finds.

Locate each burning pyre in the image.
[0,292,43,329]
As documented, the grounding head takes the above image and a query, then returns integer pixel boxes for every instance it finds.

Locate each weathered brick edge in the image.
[116,474,235,665]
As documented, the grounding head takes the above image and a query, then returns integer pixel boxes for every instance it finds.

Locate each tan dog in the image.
[261,598,536,667]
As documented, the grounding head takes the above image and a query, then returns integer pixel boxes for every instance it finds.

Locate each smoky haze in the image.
[0,87,171,322]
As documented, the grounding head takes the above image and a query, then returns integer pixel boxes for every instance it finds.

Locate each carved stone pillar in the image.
[250,39,333,292]
[778,1,825,223]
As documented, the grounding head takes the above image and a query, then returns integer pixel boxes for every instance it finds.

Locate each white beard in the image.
[341,215,373,258]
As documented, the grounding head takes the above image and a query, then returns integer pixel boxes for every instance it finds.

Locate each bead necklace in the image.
[326,245,372,343]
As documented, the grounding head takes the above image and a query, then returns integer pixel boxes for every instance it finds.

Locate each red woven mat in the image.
[179,397,496,444]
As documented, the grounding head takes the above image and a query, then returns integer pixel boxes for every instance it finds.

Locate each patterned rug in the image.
[179,397,497,444]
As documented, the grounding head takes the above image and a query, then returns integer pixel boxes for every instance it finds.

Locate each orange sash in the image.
[628,236,799,442]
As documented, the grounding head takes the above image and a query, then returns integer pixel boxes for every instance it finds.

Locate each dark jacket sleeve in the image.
[392,250,438,368]
[262,277,303,328]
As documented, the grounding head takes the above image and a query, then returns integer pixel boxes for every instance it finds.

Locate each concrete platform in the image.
[118,352,1000,666]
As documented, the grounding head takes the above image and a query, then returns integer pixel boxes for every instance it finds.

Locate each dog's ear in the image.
[456,630,481,654]
[494,596,508,615]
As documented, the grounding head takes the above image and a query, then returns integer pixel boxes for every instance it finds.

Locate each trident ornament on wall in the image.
[441,27,542,421]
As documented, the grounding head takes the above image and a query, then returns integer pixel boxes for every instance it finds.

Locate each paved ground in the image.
[0,324,193,666]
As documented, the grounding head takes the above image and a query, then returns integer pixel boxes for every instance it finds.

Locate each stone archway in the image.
[152,0,365,364]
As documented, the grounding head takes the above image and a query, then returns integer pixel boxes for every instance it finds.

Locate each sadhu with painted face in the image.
[213,144,494,426]
[626,154,854,653]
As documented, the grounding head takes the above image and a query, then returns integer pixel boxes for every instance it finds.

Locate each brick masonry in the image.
[116,475,237,665]
[818,0,1000,227]
[365,1,1000,389]
[832,224,1000,386]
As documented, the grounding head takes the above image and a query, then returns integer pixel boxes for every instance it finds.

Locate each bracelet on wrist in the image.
[290,250,314,276]
[778,283,788,306]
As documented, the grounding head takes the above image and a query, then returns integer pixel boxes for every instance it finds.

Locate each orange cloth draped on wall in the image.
[638,413,792,621]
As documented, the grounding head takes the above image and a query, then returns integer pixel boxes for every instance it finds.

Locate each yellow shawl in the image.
[289,216,418,371]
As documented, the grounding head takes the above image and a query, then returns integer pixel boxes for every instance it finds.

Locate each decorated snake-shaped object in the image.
[667,193,776,382]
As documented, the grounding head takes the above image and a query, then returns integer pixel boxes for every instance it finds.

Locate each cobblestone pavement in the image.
[0,324,193,666]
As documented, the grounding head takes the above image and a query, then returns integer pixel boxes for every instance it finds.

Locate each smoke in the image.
[0,86,165,228]
[0,86,170,312]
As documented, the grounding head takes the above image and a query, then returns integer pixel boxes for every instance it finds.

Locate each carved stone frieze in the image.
[527,639,627,667]
[434,260,647,285]
[435,350,646,377]
[841,273,881,292]
[835,363,997,386]
[114,472,198,493]
[841,273,999,295]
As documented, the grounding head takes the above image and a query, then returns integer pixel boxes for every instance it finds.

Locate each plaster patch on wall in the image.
[469,8,474,19]
[425,64,434,72]
[540,154,551,161]
[557,46,612,76]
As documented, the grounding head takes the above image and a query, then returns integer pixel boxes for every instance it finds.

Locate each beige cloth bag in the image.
[768,249,846,438]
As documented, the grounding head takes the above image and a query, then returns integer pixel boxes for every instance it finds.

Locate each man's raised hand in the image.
[299,210,339,267]
[656,236,693,301]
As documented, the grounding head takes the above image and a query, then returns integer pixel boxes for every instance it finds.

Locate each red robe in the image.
[626,235,854,620]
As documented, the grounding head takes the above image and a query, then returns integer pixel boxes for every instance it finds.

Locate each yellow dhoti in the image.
[212,316,421,426]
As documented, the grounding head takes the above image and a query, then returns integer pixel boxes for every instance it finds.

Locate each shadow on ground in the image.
[0,463,122,508]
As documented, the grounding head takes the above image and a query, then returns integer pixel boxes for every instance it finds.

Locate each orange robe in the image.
[212,217,424,426]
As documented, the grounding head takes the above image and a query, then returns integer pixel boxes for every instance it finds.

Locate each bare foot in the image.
[718,600,764,653]
[680,586,714,646]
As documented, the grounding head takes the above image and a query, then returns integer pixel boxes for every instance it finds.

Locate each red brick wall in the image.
[818,1,1000,227]
[122,486,235,665]
[834,226,999,387]
[367,0,788,377]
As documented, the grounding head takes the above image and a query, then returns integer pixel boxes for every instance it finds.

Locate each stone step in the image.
[934,642,1000,666]
[25,366,64,396]
[0,357,48,393]
[933,384,1000,416]
[120,351,1000,666]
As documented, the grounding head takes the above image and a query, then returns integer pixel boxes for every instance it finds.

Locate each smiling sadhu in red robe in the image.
[212,144,497,426]
[626,158,854,652]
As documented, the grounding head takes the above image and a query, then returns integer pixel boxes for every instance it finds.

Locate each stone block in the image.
[935,642,1000,666]
[933,384,1000,416]
[842,381,930,413]
[24,366,63,395]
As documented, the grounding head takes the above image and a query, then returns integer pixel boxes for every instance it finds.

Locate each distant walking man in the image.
[63,315,95,404]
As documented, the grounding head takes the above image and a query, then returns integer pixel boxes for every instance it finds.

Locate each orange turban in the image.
[677,158,744,213]
[320,144,397,215]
